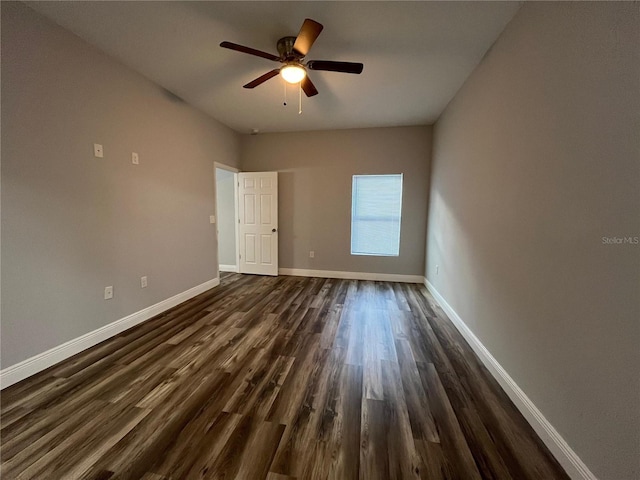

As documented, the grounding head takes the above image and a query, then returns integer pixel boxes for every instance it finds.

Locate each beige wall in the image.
[426,3,639,479]
[241,126,431,276]
[1,2,240,367]
[215,168,237,266]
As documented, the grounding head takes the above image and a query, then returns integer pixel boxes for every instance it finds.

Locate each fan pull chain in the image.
[283,81,287,106]
[298,82,302,115]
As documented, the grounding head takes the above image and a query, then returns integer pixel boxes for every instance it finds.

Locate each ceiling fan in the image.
[220,18,364,97]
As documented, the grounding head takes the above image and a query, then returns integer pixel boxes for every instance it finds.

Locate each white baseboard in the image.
[219,264,238,273]
[424,278,596,480]
[0,278,220,390]
[279,268,423,283]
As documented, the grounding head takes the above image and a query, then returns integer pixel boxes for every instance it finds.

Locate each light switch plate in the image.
[94,143,104,158]
[210,215,216,224]
[104,286,113,300]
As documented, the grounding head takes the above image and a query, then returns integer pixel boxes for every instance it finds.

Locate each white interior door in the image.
[238,172,278,276]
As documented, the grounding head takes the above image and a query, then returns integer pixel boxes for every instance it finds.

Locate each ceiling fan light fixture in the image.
[280,64,306,84]
[221,18,363,97]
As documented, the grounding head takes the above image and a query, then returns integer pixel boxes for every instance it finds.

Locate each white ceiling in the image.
[29,1,521,134]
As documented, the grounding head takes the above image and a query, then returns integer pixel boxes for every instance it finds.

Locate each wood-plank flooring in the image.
[1,273,569,479]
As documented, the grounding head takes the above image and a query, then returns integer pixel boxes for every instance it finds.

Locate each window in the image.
[351,174,403,256]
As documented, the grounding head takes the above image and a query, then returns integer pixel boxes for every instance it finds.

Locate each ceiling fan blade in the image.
[307,60,364,74]
[220,41,280,62]
[301,76,319,97]
[243,69,280,89]
[292,19,324,57]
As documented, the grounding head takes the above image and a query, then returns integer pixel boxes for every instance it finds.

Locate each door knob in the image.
[272,228,277,232]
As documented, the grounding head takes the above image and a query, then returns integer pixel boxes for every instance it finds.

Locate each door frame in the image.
[214,162,240,273]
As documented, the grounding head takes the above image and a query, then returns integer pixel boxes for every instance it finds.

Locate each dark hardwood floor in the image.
[1,273,568,480]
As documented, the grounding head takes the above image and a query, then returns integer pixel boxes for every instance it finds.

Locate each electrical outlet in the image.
[131,152,139,165]
[104,286,113,300]
[94,143,104,158]
[141,276,147,288]
[309,251,315,258]
[209,215,216,224]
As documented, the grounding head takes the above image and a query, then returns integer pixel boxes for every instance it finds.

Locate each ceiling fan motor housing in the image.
[277,36,303,61]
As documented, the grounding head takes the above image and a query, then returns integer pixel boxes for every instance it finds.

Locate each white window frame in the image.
[350,173,403,257]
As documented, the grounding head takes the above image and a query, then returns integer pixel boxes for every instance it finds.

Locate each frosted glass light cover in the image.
[281,65,306,84]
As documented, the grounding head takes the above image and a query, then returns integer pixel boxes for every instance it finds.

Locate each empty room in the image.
[1,1,638,480]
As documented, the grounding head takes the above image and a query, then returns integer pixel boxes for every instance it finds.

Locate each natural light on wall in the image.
[351,174,403,256]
